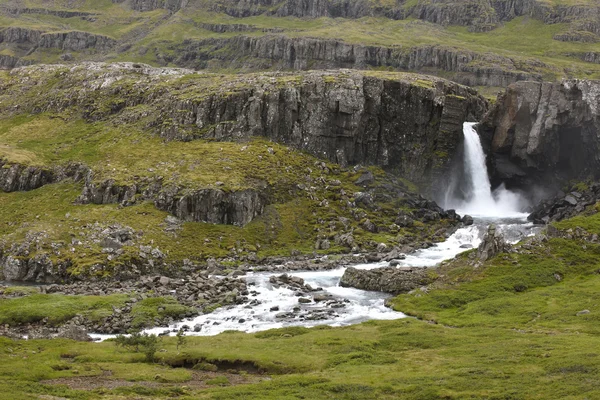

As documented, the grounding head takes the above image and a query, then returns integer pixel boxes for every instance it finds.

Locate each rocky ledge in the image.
[339,266,435,295]
[529,183,600,224]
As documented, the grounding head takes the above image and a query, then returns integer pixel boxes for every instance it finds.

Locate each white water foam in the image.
[447,122,528,219]
[90,122,539,341]
[141,261,405,337]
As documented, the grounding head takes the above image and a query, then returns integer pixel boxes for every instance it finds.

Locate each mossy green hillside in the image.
[0,291,196,329]
[0,67,463,278]
[0,114,449,278]
[0,212,599,398]
[0,1,597,81]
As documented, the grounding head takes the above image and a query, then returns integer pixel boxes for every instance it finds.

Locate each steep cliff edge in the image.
[3,63,488,189]
[0,63,476,282]
[478,80,600,193]
[171,36,542,87]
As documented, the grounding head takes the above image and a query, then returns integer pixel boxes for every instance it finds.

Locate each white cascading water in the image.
[449,122,527,218]
[90,122,538,342]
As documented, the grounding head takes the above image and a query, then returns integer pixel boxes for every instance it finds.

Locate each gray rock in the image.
[355,170,374,185]
[340,266,435,295]
[564,195,578,206]
[477,225,510,261]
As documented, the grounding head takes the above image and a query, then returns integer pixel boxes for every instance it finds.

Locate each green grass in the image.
[1,209,600,399]
[0,1,598,80]
[130,297,194,329]
[0,293,128,326]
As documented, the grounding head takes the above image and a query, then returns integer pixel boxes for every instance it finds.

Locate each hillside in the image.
[0,63,486,284]
[0,0,599,90]
[1,2,600,400]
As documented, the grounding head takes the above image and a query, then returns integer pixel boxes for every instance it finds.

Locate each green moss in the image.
[130,297,193,329]
[0,293,128,326]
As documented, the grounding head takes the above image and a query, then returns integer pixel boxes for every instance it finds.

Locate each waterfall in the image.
[446,123,526,218]
[462,122,496,211]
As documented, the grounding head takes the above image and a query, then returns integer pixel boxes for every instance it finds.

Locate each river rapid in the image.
[91,122,538,340]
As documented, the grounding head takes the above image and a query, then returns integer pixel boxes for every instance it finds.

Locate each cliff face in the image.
[129,0,188,12]
[0,160,88,192]
[479,80,600,191]
[77,178,267,226]
[38,31,116,51]
[212,0,600,36]
[4,64,488,190]
[160,73,486,188]
[173,36,542,87]
[0,27,116,54]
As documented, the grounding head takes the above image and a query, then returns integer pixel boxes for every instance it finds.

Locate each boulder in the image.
[477,225,510,261]
[340,266,435,294]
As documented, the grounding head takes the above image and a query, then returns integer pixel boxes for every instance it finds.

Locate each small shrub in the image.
[114,332,160,363]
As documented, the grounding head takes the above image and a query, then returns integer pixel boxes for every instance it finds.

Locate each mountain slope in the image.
[0,0,598,88]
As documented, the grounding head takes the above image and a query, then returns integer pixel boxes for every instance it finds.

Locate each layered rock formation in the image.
[478,80,600,192]
[4,64,488,190]
[0,26,116,57]
[38,31,117,51]
[212,0,600,35]
[0,160,88,192]
[129,0,188,12]
[172,36,542,87]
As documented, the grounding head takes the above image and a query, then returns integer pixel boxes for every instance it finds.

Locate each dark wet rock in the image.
[269,274,316,293]
[528,183,600,224]
[479,80,600,192]
[340,266,435,295]
[462,215,474,226]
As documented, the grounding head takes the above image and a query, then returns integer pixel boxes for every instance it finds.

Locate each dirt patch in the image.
[41,371,266,391]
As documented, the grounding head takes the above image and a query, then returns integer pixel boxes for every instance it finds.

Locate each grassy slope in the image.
[0,69,456,277]
[0,1,598,80]
[2,211,600,398]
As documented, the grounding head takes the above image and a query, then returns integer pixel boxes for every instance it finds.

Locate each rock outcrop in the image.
[0,27,43,45]
[529,183,600,224]
[0,55,33,69]
[340,266,435,294]
[478,80,600,192]
[39,31,116,51]
[4,64,488,190]
[129,0,187,12]
[477,224,509,261]
[0,27,116,52]
[0,160,89,192]
[580,52,600,64]
[172,36,542,87]
[77,176,267,226]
